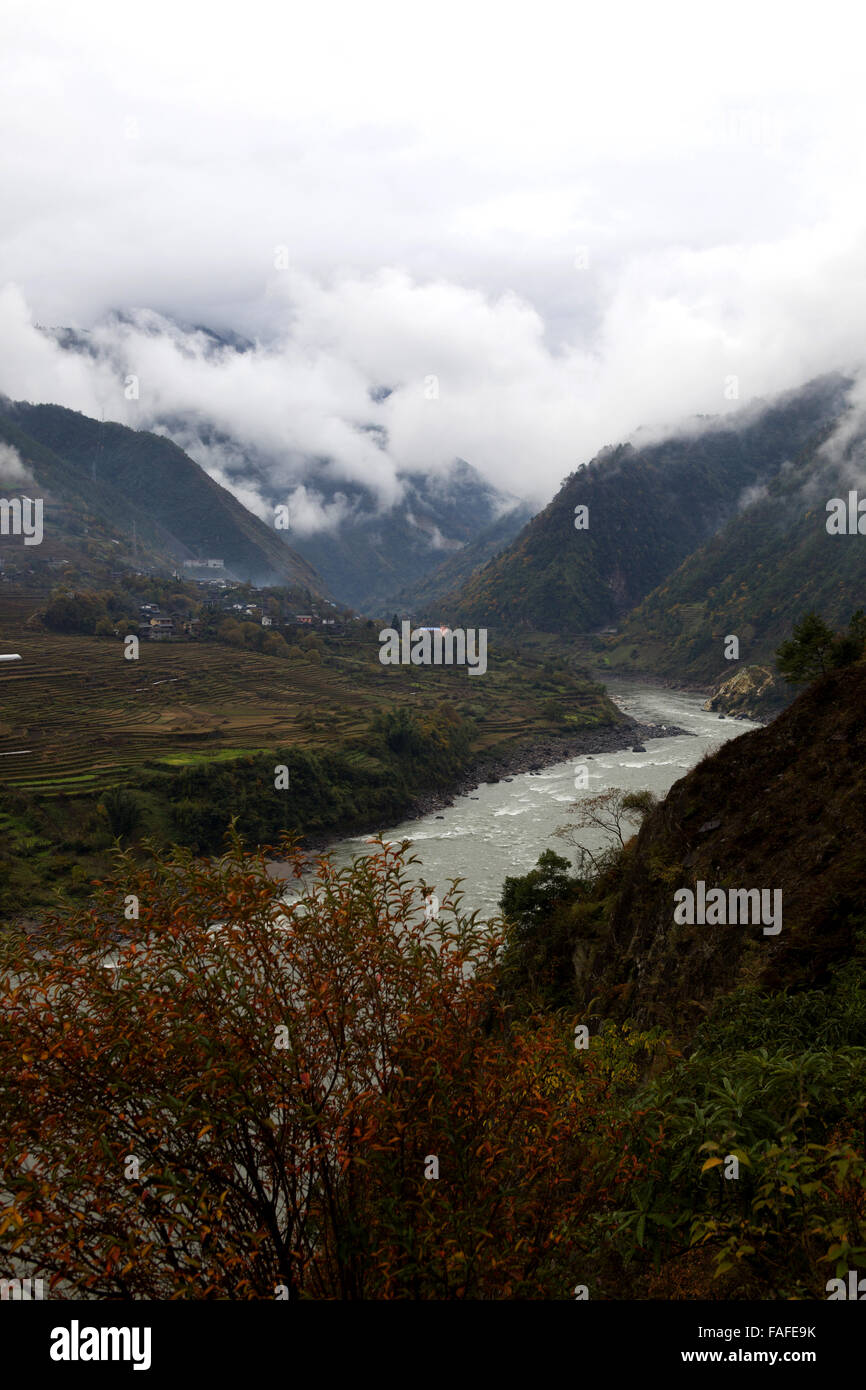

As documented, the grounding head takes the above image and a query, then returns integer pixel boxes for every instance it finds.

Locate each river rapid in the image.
[310,683,761,920]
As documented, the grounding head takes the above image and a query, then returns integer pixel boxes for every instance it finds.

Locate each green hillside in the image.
[393,501,533,618]
[601,417,866,686]
[0,401,326,592]
[448,375,848,635]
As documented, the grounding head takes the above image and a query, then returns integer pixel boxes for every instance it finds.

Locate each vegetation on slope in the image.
[0,402,325,590]
[492,654,866,1296]
[0,589,620,919]
[602,416,866,687]
[448,374,847,635]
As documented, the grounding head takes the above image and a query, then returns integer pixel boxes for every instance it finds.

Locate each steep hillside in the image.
[393,501,533,618]
[448,374,849,635]
[164,430,520,614]
[288,459,515,615]
[600,414,866,688]
[0,413,182,574]
[0,402,326,592]
[46,322,523,615]
[574,661,866,1038]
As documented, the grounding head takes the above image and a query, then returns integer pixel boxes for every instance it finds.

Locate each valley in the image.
[4,2,866,1336]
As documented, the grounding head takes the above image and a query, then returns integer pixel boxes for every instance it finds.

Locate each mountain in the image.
[160,420,523,615]
[446,374,850,635]
[573,659,866,1040]
[281,459,519,615]
[44,320,522,615]
[0,401,326,593]
[391,500,534,619]
[599,407,866,687]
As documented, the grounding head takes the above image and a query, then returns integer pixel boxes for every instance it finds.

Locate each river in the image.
[313,683,760,919]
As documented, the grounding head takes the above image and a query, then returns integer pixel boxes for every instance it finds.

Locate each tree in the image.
[261,632,289,658]
[218,619,244,648]
[98,786,143,841]
[500,849,577,929]
[498,850,584,1008]
[847,608,866,649]
[0,836,639,1299]
[776,611,866,686]
[374,705,423,757]
[775,612,838,685]
[555,788,656,878]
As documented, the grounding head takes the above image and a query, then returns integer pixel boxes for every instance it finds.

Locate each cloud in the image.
[282,486,356,537]
[4,3,866,529]
[2,225,866,531]
[738,483,770,511]
[0,441,34,486]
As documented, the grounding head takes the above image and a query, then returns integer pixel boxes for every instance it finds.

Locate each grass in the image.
[0,609,621,794]
[0,593,627,919]
[156,747,264,766]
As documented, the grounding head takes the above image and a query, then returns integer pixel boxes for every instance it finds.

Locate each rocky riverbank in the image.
[296,714,690,856]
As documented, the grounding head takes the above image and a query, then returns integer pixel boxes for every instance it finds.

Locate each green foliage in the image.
[776,610,842,684]
[449,378,844,636]
[498,851,586,1009]
[157,708,473,854]
[99,786,143,842]
[374,705,425,757]
[596,960,866,1297]
[41,590,108,635]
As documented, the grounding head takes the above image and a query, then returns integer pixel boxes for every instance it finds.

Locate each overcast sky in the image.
[2,0,866,517]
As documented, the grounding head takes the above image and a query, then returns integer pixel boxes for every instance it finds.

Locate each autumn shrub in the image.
[0,835,644,1299]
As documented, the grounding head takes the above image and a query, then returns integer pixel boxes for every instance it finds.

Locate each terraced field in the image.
[0,598,611,795]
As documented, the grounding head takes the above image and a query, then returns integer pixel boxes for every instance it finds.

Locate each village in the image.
[135,570,351,643]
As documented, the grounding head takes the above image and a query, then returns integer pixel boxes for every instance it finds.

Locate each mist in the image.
[4,1,866,529]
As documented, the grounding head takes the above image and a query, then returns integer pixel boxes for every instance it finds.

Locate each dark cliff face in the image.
[578,662,866,1038]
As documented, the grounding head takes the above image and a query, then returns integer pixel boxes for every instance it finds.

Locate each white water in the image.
[319,683,760,919]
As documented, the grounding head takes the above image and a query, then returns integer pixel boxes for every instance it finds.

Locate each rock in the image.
[631,744,646,753]
[704,665,782,720]
[435,814,444,819]
[718,714,726,719]
[698,819,721,833]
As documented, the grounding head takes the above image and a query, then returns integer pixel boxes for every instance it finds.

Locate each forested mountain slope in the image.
[448,374,849,634]
[0,401,326,592]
